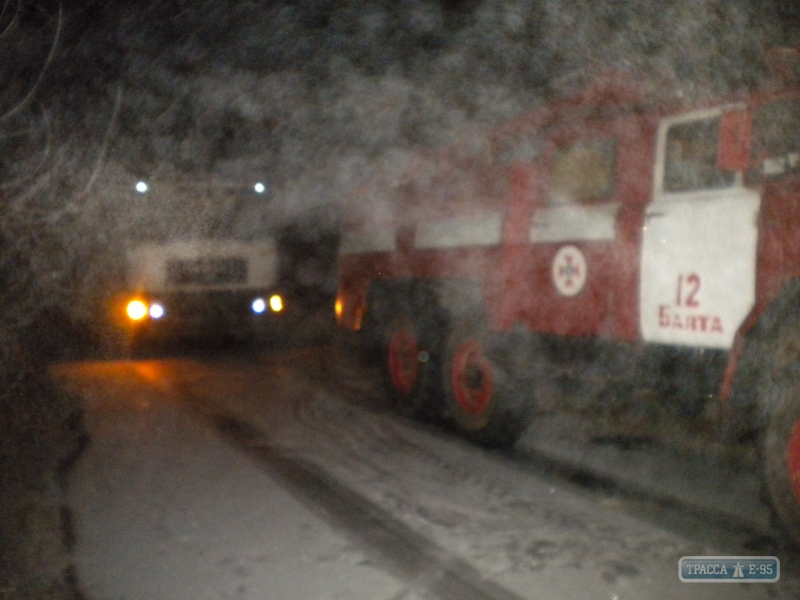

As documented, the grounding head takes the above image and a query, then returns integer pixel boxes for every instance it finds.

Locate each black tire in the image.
[359,282,394,365]
[763,375,800,543]
[442,316,532,447]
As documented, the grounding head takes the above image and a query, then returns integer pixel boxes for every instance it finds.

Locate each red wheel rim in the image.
[451,339,493,415]
[787,420,800,502]
[388,329,419,395]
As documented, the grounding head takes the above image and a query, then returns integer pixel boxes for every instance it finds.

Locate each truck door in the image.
[640,108,760,350]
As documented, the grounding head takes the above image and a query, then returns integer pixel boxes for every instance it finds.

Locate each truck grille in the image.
[166,257,248,286]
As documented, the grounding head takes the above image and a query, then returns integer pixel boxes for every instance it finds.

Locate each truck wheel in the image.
[764,376,800,543]
[384,316,429,417]
[442,317,530,447]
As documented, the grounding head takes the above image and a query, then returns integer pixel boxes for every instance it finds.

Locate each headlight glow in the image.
[269,294,283,313]
[149,303,165,319]
[335,298,343,320]
[251,297,266,314]
[126,300,148,321]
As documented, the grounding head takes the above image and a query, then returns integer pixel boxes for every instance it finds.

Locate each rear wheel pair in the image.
[384,312,530,446]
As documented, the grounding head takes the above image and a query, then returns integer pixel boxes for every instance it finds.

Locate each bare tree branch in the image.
[0,0,61,123]
[0,0,20,43]
[79,83,123,197]
[0,105,54,190]
[3,160,55,223]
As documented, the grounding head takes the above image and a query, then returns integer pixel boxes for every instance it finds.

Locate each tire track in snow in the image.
[318,348,785,553]
[178,386,527,600]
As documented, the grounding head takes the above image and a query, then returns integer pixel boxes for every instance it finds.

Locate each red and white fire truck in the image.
[336,52,800,539]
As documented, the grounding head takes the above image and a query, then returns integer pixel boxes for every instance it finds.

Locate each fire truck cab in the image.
[336,64,800,540]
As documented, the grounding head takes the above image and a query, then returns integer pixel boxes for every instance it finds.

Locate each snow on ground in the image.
[57,348,800,599]
[519,410,772,533]
[60,361,410,600]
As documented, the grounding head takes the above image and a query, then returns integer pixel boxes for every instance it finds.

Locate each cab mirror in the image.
[718,110,752,172]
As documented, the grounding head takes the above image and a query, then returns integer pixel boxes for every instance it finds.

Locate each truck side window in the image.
[548,139,616,205]
[753,99,800,179]
[663,117,735,192]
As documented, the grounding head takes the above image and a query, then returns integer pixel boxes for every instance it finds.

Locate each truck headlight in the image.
[126,300,148,321]
[149,303,165,319]
[251,297,266,314]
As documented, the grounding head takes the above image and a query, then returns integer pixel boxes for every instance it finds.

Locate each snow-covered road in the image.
[59,359,409,600]
[55,346,800,599]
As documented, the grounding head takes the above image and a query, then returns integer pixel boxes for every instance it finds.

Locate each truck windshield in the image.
[753,99,800,179]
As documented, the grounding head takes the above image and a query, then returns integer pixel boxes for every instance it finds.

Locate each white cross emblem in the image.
[552,245,587,297]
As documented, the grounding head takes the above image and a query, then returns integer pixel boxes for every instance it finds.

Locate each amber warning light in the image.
[335,298,343,320]
[269,294,283,313]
